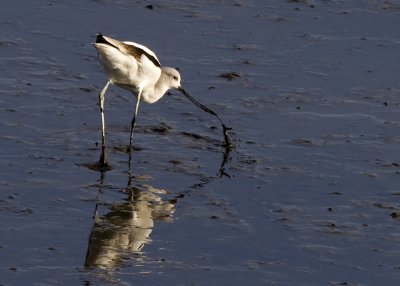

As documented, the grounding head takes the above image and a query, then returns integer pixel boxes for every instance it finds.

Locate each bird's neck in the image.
[153,71,171,97]
[140,72,170,104]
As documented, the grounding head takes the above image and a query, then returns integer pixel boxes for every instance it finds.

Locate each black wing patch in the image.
[96,34,118,49]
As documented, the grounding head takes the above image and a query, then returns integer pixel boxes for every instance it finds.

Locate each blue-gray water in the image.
[1,1,400,285]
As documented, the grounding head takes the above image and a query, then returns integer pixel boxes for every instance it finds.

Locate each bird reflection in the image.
[84,128,233,272]
[85,164,174,269]
[218,143,233,178]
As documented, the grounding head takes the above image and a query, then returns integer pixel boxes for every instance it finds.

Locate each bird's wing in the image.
[122,41,161,68]
[96,35,161,68]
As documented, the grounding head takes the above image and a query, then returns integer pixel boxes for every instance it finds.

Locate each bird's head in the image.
[162,67,182,90]
[161,67,191,102]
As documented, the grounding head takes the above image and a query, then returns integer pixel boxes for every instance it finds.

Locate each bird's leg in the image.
[98,81,111,166]
[129,91,142,148]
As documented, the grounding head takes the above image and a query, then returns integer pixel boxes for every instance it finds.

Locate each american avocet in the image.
[93,34,231,166]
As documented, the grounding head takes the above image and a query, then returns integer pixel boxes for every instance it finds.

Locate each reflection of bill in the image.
[85,185,174,268]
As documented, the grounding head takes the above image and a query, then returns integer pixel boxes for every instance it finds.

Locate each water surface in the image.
[1,1,400,285]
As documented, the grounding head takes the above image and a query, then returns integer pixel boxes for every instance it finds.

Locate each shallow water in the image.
[1,1,400,285]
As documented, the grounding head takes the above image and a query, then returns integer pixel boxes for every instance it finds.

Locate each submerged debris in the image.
[218,72,241,81]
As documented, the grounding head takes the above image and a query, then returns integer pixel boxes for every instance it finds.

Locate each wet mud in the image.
[1,1,400,285]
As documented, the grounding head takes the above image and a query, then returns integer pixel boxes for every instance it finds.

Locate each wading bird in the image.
[93,34,231,167]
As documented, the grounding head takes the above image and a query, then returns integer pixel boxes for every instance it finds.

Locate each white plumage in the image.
[93,34,231,167]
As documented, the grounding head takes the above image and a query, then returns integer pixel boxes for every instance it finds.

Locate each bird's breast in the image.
[139,88,165,104]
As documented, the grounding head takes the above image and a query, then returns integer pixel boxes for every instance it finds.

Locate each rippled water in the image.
[1,1,400,285]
